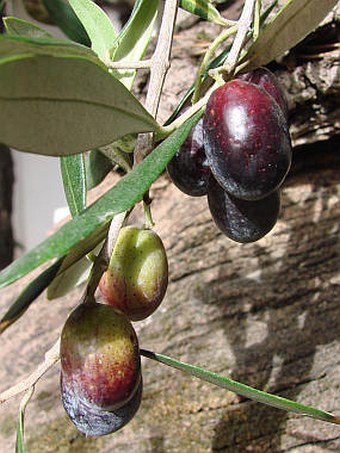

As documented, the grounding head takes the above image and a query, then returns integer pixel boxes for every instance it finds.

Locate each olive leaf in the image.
[15,387,35,453]
[142,349,340,425]
[3,16,53,38]
[47,248,101,300]
[60,154,87,217]
[42,0,90,45]
[180,0,230,26]
[241,0,338,70]
[0,36,158,156]
[4,21,89,218]
[85,149,114,191]
[68,0,117,61]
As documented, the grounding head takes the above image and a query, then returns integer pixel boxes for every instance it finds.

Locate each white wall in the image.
[12,152,68,253]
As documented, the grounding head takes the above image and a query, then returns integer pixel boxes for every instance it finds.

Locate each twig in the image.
[0,339,60,405]
[222,0,256,75]
[146,0,179,118]
[101,0,181,262]
[106,59,152,70]
[134,0,179,164]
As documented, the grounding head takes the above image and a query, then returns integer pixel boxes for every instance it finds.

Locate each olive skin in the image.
[99,226,168,321]
[203,80,292,201]
[61,374,143,437]
[236,67,289,120]
[167,117,211,196]
[60,303,141,411]
[207,175,281,243]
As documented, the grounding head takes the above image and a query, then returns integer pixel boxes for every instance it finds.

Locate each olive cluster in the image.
[60,226,168,436]
[167,68,292,243]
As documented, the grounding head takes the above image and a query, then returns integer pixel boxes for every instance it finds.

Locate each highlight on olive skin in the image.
[99,226,168,321]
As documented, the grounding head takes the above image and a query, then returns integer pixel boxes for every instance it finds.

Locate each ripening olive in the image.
[60,302,141,412]
[99,226,168,321]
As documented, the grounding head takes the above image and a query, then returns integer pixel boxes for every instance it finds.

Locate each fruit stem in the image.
[143,194,155,229]
[192,25,237,103]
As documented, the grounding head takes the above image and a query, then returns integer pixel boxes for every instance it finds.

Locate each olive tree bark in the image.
[0,4,339,452]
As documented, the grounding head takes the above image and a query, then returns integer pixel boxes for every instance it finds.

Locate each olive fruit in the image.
[99,226,168,321]
[207,176,281,243]
[203,79,292,201]
[167,117,211,196]
[61,375,143,437]
[236,67,289,120]
[60,303,141,411]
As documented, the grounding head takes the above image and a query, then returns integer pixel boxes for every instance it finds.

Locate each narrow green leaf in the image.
[15,387,35,453]
[60,154,87,217]
[85,150,113,190]
[47,255,92,300]
[0,36,158,156]
[111,0,159,89]
[141,349,340,425]
[68,0,117,61]
[241,0,338,70]
[179,0,229,26]
[47,241,103,299]
[3,16,52,38]
[0,260,62,334]
[42,0,90,46]
[0,111,202,288]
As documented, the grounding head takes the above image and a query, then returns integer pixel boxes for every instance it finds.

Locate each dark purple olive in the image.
[207,175,281,243]
[167,117,211,196]
[203,80,292,200]
[236,67,289,120]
